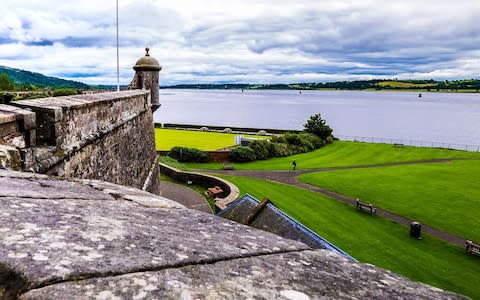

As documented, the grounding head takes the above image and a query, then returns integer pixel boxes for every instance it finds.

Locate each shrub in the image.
[249,140,274,160]
[0,93,14,104]
[200,127,209,131]
[168,146,208,162]
[270,135,287,144]
[52,88,78,97]
[223,128,232,133]
[284,132,302,146]
[230,146,256,162]
[271,143,293,157]
[299,132,325,150]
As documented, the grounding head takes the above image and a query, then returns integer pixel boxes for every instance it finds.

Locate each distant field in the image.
[220,175,480,298]
[186,141,480,170]
[155,128,267,151]
[377,81,437,88]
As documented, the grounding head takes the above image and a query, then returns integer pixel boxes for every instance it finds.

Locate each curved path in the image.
[203,158,470,247]
[159,181,212,214]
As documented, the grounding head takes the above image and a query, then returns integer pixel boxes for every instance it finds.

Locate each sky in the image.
[0,0,479,85]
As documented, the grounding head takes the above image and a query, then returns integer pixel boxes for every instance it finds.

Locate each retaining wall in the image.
[159,162,239,209]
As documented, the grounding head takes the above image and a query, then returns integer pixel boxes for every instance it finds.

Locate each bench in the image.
[207,186,223,197]
[356,199,377,215]
[393,143,405,147]
[466,240,480,256]
[223,163,234,170]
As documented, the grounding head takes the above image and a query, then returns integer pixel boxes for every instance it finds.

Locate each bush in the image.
[284,132,302,146]
[0,93,14,104]
[52,88,78,97]
[168,146,208,162]
[223,128,232,133]
[270,135,287,144]
[230,146,256,162]
[249,140,274,160]
[271,143,293,157]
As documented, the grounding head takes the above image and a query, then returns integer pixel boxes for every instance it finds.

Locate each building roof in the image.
[218,194,356,261]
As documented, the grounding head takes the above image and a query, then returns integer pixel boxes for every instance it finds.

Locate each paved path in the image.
[159,182,212,214]
[204,159,470,247]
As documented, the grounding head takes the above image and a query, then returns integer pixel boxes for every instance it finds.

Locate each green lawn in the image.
[220,175,480,298]
[155,128,268,151]
[186,141,480,170]
[299,160,480,242]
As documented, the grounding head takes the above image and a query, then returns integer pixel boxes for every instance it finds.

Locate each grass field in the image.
[298,160,480,242]
[185,141,480,170]
[377,81,437,88]
[155,128,268,151]
[220,175,480,298]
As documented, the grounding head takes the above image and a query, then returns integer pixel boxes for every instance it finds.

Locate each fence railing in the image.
[336,135,480,152]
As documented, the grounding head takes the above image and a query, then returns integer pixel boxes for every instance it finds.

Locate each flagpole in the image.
[116,0,120,92]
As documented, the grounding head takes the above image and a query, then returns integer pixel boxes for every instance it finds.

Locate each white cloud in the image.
[0,0,479,85]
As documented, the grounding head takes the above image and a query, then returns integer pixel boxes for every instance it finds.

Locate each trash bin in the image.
[410,222,422,239]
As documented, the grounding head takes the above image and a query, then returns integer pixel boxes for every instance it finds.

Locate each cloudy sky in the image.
[1,0,479,85]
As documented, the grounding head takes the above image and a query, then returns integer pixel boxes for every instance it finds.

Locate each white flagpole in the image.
[116,0,120,92]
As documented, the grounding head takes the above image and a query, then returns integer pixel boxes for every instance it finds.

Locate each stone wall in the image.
[0,90,160,194]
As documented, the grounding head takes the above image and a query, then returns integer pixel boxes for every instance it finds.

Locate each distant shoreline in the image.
[160,87,479,94]
[160,79,480,93]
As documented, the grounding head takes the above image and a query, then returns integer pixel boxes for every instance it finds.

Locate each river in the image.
[154,89,480,149]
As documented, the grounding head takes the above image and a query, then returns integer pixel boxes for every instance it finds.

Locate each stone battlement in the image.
[0,90,160,194]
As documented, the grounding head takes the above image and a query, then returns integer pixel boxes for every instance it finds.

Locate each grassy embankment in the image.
[222,175,480,298]
[299,160,480,242]
[158,132,480,297]
[155,128,268,151]
[185,141,480,170]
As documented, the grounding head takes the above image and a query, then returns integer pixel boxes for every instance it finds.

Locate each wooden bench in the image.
[356,199,377,215]
[223,163,234,170]
[466,240,480,256]
[207,186,223,197]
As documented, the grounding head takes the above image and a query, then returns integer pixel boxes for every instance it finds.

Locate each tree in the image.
[303,113,333,141]
[0,73,15,91]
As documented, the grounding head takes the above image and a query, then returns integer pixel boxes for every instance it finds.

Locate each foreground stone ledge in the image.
[19,250,465,300]
[0,171,468,299]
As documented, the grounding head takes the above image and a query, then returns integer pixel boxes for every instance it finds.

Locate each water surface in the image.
[154,89,480,147]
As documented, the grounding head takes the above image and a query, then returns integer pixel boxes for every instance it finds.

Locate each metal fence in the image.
[336,135,480,152]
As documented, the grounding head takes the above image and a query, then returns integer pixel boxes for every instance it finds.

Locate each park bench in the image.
[356,199,377,215]
[393,143,405,147]
[207,186,223,198]
[223,163,234,170]
[466,240,480,256]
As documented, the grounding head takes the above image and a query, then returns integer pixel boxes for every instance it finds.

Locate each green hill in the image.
[0,65,89,89]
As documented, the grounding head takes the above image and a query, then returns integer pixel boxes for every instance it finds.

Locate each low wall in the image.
[159,162,239,209]
[158,150,231,163]
[1,91,160,195]
[157,123,300,135]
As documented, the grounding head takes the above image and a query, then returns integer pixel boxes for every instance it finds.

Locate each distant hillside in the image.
[0,66,89,89]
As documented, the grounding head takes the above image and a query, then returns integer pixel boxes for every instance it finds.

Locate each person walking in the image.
[292,160,297,170]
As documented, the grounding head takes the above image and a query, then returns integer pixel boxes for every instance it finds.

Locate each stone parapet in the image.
[0,104,37,170]
[12,91,149,149]
[1,91,160,194]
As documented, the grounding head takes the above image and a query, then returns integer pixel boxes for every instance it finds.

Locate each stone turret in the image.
[128,48,162,111]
